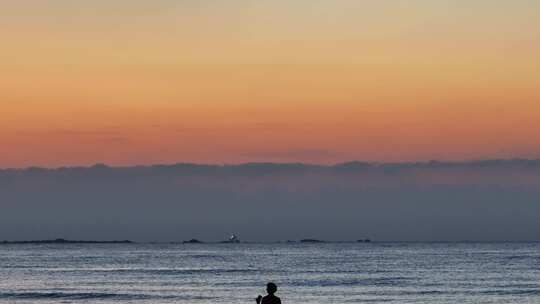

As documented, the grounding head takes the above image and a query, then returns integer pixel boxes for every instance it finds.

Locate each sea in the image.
[1,242,539,303]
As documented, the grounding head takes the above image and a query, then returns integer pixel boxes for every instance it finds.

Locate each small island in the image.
[300,239,325,243]
[182,239,203,244]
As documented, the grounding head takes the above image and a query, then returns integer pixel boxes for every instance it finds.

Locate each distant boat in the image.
[221,234,240,243]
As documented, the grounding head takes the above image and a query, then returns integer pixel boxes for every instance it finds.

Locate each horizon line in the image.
[2,157,540,171]
[2,239,540,244]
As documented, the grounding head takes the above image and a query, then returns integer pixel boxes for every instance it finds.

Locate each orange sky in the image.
[1,1,540,167]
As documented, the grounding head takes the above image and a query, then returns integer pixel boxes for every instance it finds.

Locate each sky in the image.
[2,1,540,167]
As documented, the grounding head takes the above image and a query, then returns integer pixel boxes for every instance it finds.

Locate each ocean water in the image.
[1,243,539,303]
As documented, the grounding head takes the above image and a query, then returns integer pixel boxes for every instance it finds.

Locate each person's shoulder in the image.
[262,295,281,304]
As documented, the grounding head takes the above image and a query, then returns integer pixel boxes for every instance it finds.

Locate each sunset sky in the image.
[2,1,540,168]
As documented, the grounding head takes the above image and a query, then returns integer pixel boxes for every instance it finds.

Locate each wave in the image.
[289,276,414,287]
[0,291,213,301]
[504,255,536,261]
[44,267,258,275]
[477,289,540,296]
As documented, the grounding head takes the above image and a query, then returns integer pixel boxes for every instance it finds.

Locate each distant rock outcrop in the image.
[300,239,325,243]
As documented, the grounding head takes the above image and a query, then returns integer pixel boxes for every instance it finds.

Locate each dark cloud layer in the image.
[1,160,539,242]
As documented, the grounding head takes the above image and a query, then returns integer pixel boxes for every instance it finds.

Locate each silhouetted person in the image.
[256,282,281,304]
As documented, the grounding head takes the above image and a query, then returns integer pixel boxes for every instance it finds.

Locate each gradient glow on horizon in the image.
[2,1,540,167]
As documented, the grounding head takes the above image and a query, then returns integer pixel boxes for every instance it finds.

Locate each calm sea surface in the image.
[1,243,539,303]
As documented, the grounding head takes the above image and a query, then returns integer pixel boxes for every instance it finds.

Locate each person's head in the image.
[266,282,277,295]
